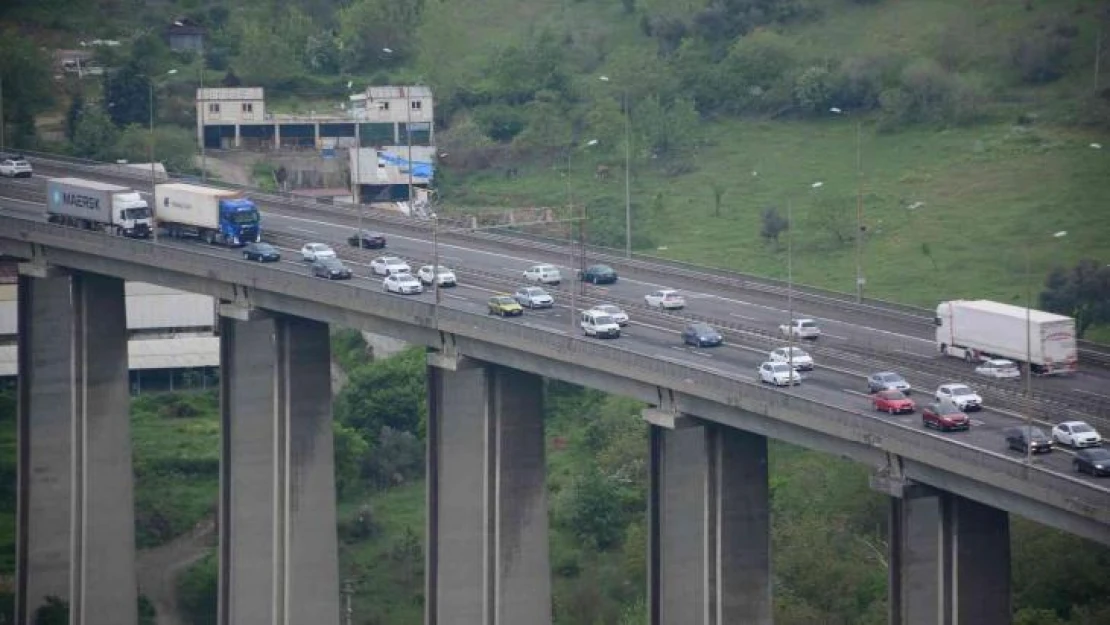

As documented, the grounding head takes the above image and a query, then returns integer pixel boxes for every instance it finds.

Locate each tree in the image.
[65,93,86,143]
[332,422,369,497]
[113,125,197,174]
[72,106,120,161]
[634,95,699,157]
[338,0,424,71]
[333,346,426,442]
[807,195,855,246]
[1039,259,1110,338]
[34,596,68,625]
[561,464,625,551]
[103,61,153,128]
[0,28,54,147]
[760,206,789,247]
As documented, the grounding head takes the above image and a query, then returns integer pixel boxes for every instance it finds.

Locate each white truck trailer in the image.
[154,183,261,247]
[935,299,1078,375]
[46,177,153,237]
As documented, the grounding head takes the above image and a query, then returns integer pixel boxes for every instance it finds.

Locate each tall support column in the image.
[15,270,138,625]
[217,309,339,625]
[645,413,771,625]
[889,489,1011,625]
[425,353,551,625]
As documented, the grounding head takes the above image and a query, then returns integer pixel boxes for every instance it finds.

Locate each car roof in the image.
[1058,420,1088,427]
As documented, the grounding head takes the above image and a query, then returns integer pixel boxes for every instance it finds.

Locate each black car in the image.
[242,242,281,262]
[579,264,618,284]
[1004,426,1053,455]
[312,257,353,280]
[1074,448,1110,477]
[682,323,723,347]
[347,230,387,249]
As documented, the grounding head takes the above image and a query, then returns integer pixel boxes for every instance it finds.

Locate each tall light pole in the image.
[177,20,207,182]
[347,80,364,234]
[830,107,865,302]
[567,138,598,333]
[1024,230,1068,465]
[785,181,824,375]
[431,212,441,328]
[149,68,178,243]
[380,48,418,216]
[599,75,632,258]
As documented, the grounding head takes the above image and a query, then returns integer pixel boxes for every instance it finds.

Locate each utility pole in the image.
[432,213,440,328]
[149,81,159,243]
[786,197,795,377]
[406,85,415,216]
[1024,246,1034,466]
[854,119,864,303]
[200,42,207,183]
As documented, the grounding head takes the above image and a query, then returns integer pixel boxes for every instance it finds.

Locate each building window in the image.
[208,103,220,114]
[376,101,389,111]
[242,103,253,113]
[411,100,422,110]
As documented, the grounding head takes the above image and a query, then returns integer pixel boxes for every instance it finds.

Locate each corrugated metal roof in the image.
[0,336,219,376]
[365,85,433,99]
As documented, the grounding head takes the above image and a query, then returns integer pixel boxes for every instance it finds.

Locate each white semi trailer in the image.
[935,299,1078,375]
[154,183,261,246]
[46,177,153,237]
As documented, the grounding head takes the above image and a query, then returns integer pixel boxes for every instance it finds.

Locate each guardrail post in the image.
[645,412,771,625]
[217,308,340,625]
[425,352,551,625]
[15,270,138,625]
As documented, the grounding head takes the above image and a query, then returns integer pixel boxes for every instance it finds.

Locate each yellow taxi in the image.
[488,294,524,317]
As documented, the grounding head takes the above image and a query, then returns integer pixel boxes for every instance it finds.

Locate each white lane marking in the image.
[289,227,320,235]
[267,212,934,344]
[842,389,871,397]
[443,293,469,301]
[730,313,759,321]
[823,333,848,340]
[1073,388,1110,400]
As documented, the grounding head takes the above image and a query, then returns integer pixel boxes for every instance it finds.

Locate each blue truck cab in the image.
[220,197,261,245]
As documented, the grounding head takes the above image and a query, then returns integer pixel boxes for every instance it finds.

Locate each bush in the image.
[830,55,893,111]
[793,65,834,114]
[177,554,217,625]
[1011,30,1073,84]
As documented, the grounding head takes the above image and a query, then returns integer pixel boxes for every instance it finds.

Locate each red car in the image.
[872,390,915,414]
[922,402,970,432]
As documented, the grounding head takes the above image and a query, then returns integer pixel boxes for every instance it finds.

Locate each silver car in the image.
[513,286,554,308]
[867,371,912,394]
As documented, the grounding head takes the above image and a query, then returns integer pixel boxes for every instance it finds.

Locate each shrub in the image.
[1011,30,1073,84]
[831,55,896,111]
[793,65,834,113]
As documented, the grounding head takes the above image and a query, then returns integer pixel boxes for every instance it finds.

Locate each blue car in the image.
[682,323,723,347]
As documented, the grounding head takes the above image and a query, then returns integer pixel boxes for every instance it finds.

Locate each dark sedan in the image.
[1074,448,1110,477]
[682,323,723,347]
[580,264,618,284]
[347,230,387,249]
[1004,426,1053,455]
[242,242,281,262]
[312,257,353,280]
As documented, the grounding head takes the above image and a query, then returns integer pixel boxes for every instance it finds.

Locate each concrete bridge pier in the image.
[216,307,340,625]
[643,410,772,625]
[424,352,552,625]
[887,485,1012,625]
[15,269,138,625]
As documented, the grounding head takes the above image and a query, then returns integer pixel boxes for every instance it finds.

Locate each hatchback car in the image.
[682,323,723,347]
[0,155,32,177]
[867,371,912,394]
[300,242,336,262]
[1073,448,1110,476]
[417,265,457,287]
[383,273,424,295]
[523,264,562,285]
[758,362,801,386]
[580,264,618,284]
[934,383,982,411]
[592,304,629,326]
[488,295,524,317]
[922,402,970,431]
[1052,421,1102,448]
[347,230,387,249]
[370,256,412,276]
[644,289,686,310]
[242,242,281,262]
[312,257,352,280]
[1004,426,1053,454]
[872,390,915,415]
[975,358,1021,379]
[768,347,814,371]
[514,286,554,308]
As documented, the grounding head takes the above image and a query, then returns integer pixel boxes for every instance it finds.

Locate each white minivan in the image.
[580,309,622,339]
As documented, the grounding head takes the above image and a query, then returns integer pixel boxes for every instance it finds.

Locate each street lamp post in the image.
[1024,230,1068,465]
[567,138,598,334]
[431,212,441,328]
[347,80,364,234]
[785,181,824,375]
[149,68,178,243]
[599,75,633,258]
[830,107,865,302]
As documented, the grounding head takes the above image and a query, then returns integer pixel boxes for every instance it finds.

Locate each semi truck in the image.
[154,183,261,246]
[46,177,152,237]
[935,299,1078,375]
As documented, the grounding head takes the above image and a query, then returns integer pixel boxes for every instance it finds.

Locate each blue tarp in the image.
[379,151,434,180]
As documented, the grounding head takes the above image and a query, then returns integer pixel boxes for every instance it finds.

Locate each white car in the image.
[513,286,554,308]
[0,156,33,177]
[523,264,562,285]
[758,361,801,386]
[975,358,1021,379]
[934,383,983,411]
[592,304,629,326]
[768,347,814,371]
[417,265,457,287]
[300,243,336,262]
[383,273,424,295]
[370,256,412,276]
[779,318,821,340]
[644,289,686,310]
[1052,421,1103,448]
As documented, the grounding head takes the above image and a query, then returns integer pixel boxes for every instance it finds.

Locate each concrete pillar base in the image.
[217,314,340,625]
[425,354,551,625]
[15,272,138,625]
[648,422,771,625]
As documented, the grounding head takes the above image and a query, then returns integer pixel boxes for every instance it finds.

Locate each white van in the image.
[581,309,622,339]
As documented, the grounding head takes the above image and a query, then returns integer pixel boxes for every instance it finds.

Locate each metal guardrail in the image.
[4,211,1110,541]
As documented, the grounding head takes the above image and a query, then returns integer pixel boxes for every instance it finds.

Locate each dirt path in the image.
[137,519,217,625]
[196,153,254,186]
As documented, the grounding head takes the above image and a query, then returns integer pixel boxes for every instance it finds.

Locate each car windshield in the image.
[771,363,791,372]
[663,293,680,299]
[383,257,403,264]
[593,315,615,325]
[882,374,903,383]
[494,297,514,305]
[597,305,620,314]
[935,403,961,415]
[691,324,713,333]
[786,348,808,357]
[525,288,545,296]
[593,265,613,273]
[320,258,343,268]
[229,210,260,224]
[252,244,275,253]
[994,361,1017,369]
[801,320,817,328]
[881,391,906,400]
[1018,427,1048,440]
[949,386,973,396]
[123,207,151,219]
[1084,449,1110,460]
[310,244,329,252]
[1072,423,1094,433]
[399,275,418,283]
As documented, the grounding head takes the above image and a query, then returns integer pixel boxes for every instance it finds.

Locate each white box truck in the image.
[935,299,1078,375]
[46,177,153,237]
[154,183,261,247]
